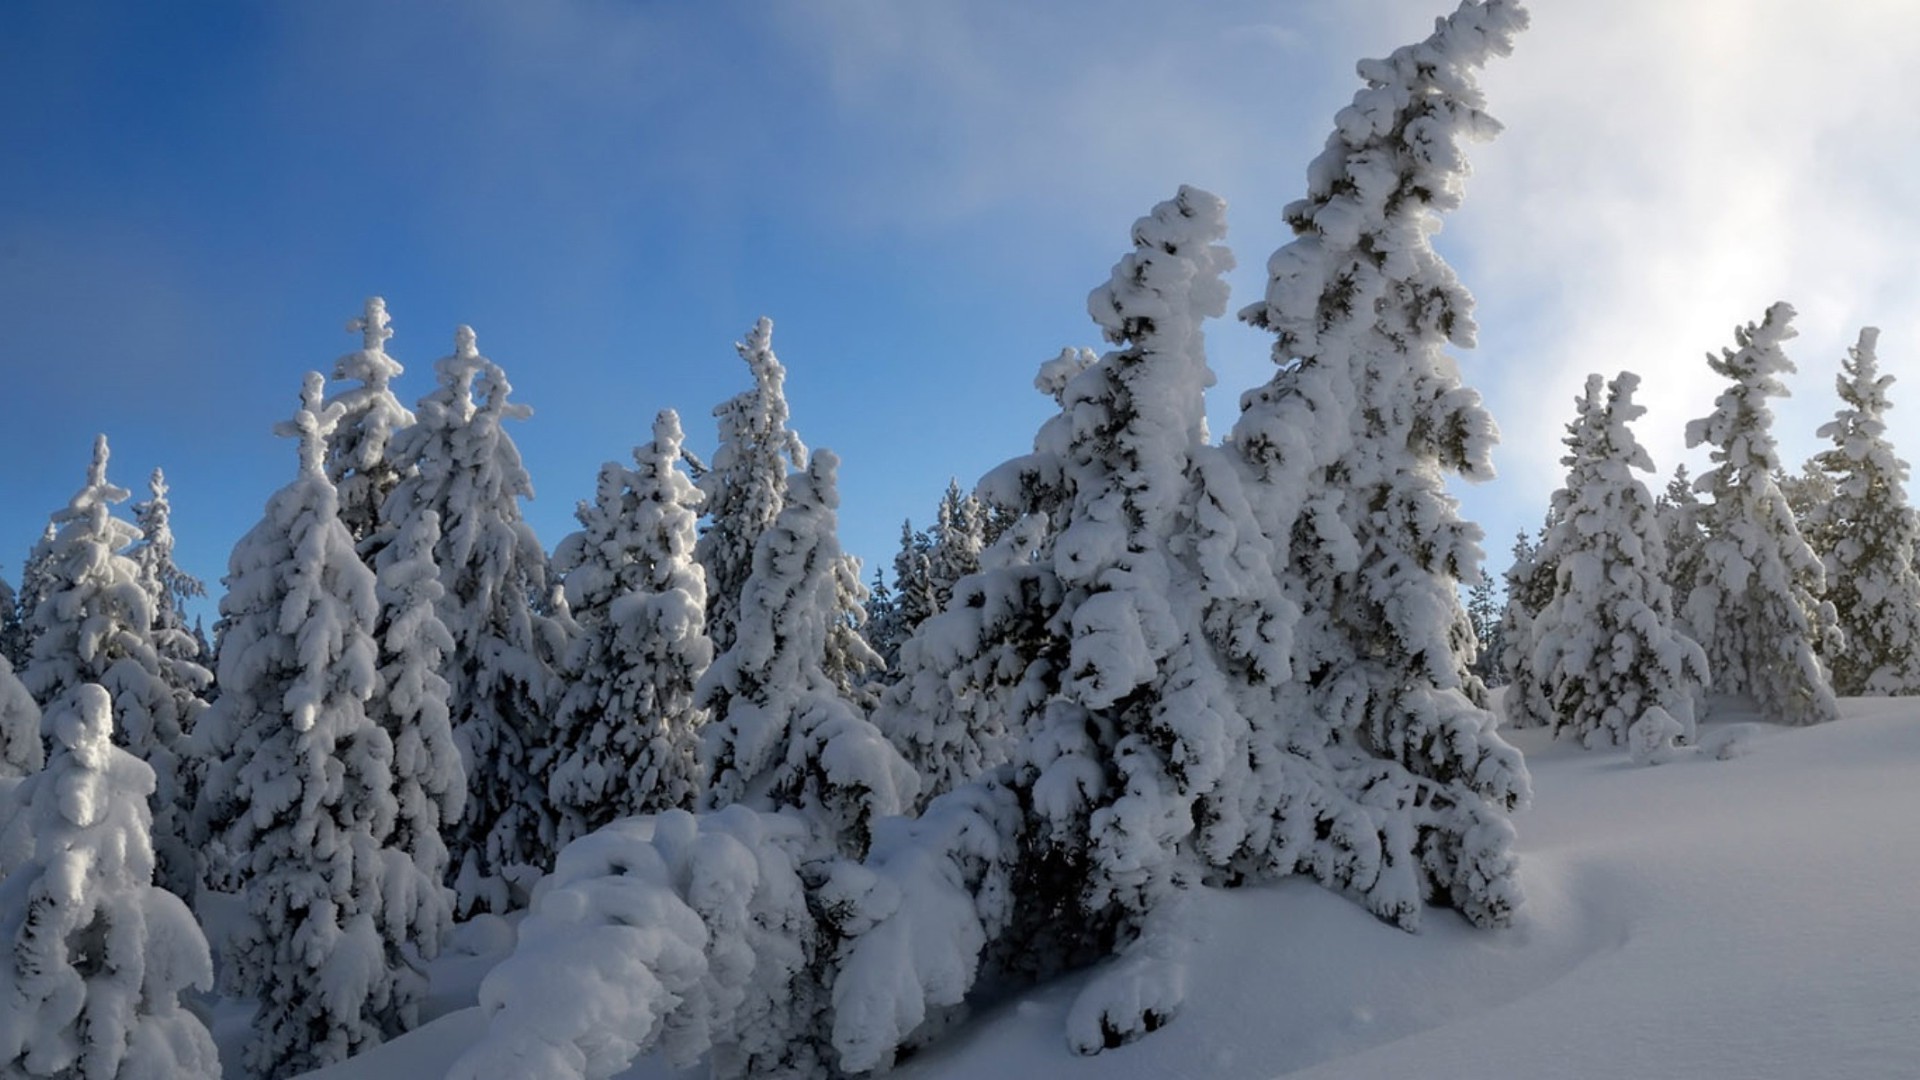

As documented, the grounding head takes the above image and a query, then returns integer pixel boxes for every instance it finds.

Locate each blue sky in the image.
[5,0,1919,623]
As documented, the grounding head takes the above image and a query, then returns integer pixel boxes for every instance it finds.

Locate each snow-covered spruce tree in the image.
[0,684,218,1079]
[21,436,199,900]
[1803,327,1920,695]
[1683,302,1840,725]
[326,297,417,545]
[547,409,711,848]
[9,523,58,668]
[1656,463,1706,640]
[1516,372,1708,748]
[196,374,451,1077]
[382,326,566,915]
[0,655,41,779]
[0,578,22,671]
[1496,522,1555,728]
[1464,573,1503,687]
[699,448,916,857]
[697,317,808,657]
[1229,0,1530,927]
[128,469,214,851]
[368,505,466,960]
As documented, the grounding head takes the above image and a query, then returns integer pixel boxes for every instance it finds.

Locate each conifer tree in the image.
[548,409,711,846]
[21,437,198,899]
[368,506,466,958]
[1656,463,1706,640]
[0,655,41,779]
[1683,302,1840,725]
[382,326,565,914]
[0,578,22,672]
[326,297,417,545]
[128,469,213,845]
[1464,574,1503,687]
[1230,0,1530,926]
[1496,521,1555,727]
[0,684,218,1079]
[697,318,808,656]
[196,374,447,1077]
[699,449,917,857]
[1804,328,1920,695]
[10,524,57,668]
[1517,373,1708,747]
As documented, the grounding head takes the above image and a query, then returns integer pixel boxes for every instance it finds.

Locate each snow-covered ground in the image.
[280,697,1920,1080]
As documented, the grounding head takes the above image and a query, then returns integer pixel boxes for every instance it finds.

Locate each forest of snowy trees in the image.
[4,1,1920,1078]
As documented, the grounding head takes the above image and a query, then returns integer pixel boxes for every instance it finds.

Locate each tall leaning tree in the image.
[1683,302,1840,725]
[1230,0,1532,927]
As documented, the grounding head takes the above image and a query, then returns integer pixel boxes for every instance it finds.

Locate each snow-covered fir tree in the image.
[547,409,711,847]
[0,578,22,672]
[128,468,214,860]
[699,448,916,857]
[0,684,218,1079]
[1777,459,1836,535]
[0,655,41,779]
[326,297,417,545]
[1683,302,1840,725]
[1496,521,1555,728]
[368,506,466,964]
[1802,327,1920,695]
[1229,0,1531,925]
[196,374,452,1077]
[1656,463,1707,640]
[868,481,1001,676]
[1515,373,1708,748]
[381,326,566,915]
[20,436,198,900]
[696,317,808,656]
[9,523,58,669]
[1465,573,1504,687]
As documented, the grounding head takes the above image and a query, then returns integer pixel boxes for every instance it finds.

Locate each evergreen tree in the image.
[1496,521,1555,727]
[1230,0,1530,926]
[382,326,565,914]
[1464,574,1504,687]
[547,409,711,847]
[0,684,219,1079]
[0,578,22,672]
[368,506,466,963]
[326,297,417,545]
[699,449,917,858]
[1683,302,1840,725]
[21,437,198,900]
[11,523,57,668]
[128,468,214,861]
[1656,463,1706,641]
[697,317,808,656]
[1804,327,1920,695]
[0,655,41,779]
[196,374,445,1077]
[1516,373,1709,748]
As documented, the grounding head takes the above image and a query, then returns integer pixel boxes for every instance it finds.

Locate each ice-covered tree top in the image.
[1684,301,1797,481]
[55,434,139,551]
[275,371,346,477]
[1817,327,1908,488]
[1242,0,1528,361]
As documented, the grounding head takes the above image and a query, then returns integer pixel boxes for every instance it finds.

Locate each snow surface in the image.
[264,694,1920,1080]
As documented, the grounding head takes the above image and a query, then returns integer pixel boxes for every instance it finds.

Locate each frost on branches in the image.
[195,375,451,1078]
[383,326,566,915]
[1229,0,1530,928]
[20,436,199,900]
[1802,328,1920,695]
[699,449,915,858]
[1683,303,1841,725]
[697,317,808,657]
[0,684,218,1080]
[325,297,417,545]
[1496,521,1555,729]
[548,408,712,847]
[1516,373,1708,750]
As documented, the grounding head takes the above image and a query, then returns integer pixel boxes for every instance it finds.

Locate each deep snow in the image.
[280,696,1920,1080]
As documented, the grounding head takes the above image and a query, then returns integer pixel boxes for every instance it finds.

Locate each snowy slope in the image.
[289,698,1920,1080]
